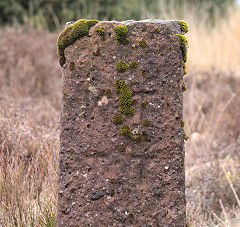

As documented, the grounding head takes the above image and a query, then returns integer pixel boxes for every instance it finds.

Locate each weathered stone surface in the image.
[58,19,186,227]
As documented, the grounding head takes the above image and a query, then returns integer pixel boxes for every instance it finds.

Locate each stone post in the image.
[57,19,188,227]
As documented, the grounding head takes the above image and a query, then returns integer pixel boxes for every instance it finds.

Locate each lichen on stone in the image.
[57,19,98,66]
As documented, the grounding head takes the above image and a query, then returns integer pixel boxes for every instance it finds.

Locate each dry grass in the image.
[184,70,240,226]
[187,7,240,72]
[0,7,240,226]
[0,27,61,226]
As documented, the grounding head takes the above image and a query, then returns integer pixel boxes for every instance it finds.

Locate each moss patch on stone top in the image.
[57,19,98,66]
[179,20,189,34]
[114,24,129,44]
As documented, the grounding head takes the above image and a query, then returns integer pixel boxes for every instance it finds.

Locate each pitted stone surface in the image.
[58,20,186,227]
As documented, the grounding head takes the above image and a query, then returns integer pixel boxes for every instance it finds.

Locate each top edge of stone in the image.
[101,19,179,25]
[65,19,179,27]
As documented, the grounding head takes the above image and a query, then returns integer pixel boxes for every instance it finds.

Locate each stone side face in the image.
[58,20,186,227]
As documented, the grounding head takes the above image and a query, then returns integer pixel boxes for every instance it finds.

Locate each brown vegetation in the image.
[0,27,60,226]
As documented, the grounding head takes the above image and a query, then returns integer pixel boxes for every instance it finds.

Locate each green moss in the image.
[180,60,187,75]
[181,119,185,127]
[129,61,138,68]
[115,80,127,93]
[141,101,148,108]
[116,61,128,72]
[138,39,147,48]
[119,106,136,116]
[57,19,98,66]
[182,82,187,91]
[104,89,112,96]
[175,34,188,63]
[120,125,133,138]
[114,24,128,44]
[115,79,135,116]
[114,24,128,36]
[184,132,189,141]
[142,119,150,127]
[113,113,124,125]
[69,62,75,71]
[179,20,189,34]
[120,125,142,142]
[95,26,106,36]
[118,88,133,105]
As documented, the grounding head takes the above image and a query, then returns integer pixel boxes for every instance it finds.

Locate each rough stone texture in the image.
[58,20,186,227]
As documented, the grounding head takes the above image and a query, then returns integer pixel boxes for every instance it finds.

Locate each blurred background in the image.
[0,0,240,226]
